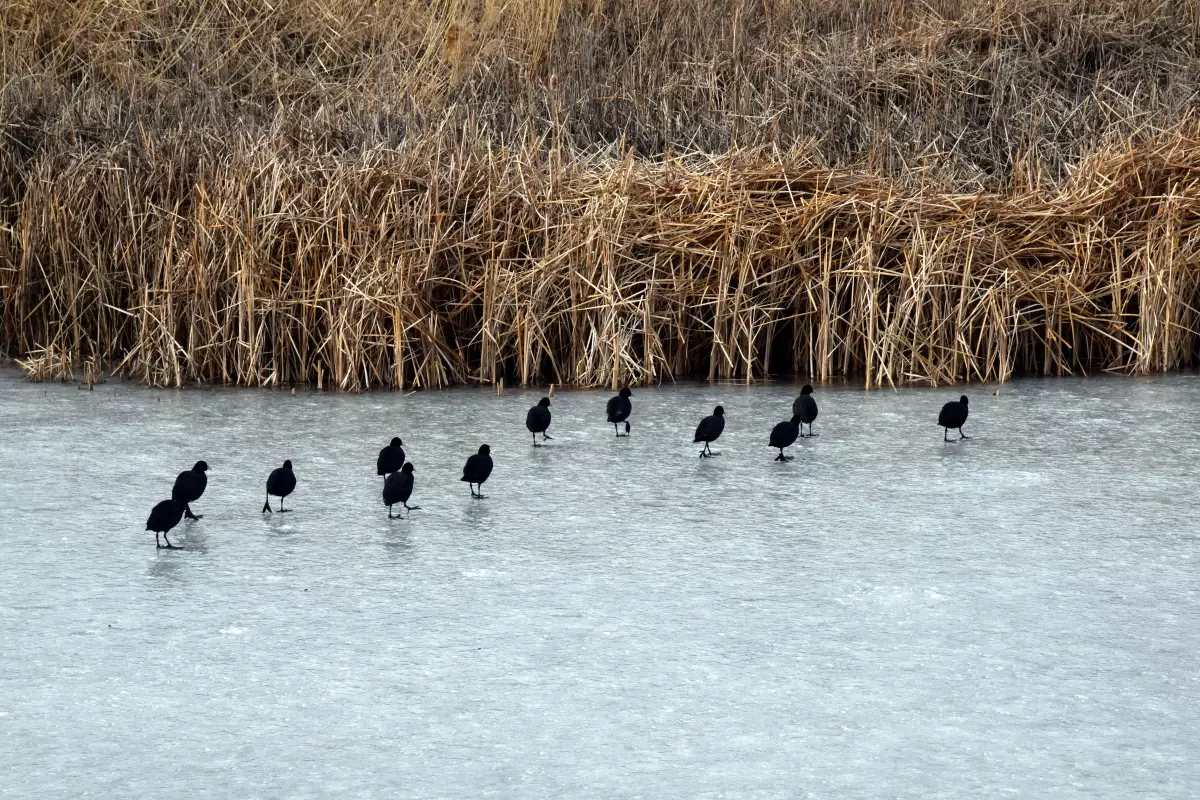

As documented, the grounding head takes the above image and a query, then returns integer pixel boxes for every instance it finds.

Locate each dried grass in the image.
[2,0,1199,388]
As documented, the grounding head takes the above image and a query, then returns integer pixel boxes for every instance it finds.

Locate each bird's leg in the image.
[613,423,620,437]
[279,498,291,513]
[184,504,203,521]
[387,506,396,519]
[542,433,553,441]
[958,428,970,440]
[943,428,955,443]
[404,503,421,511]
[163,533,178,549]
[470,484,478,498]
[775,450,785,461]
[155,532,162,549]
[624,422,631,436]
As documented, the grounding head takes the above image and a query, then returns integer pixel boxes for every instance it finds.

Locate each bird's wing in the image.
[605,396,618,419]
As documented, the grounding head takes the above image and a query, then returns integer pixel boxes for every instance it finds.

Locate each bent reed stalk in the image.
[2,0,1199,389]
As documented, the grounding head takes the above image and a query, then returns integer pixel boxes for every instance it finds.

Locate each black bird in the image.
[263,460,297,512]
[769,415,803,461]
[792,384,819,438]
[376,437,406,481]
[146,499,185,549]
[526,397,553,446]
[383,463,419,519]
[938,395,970,442]
[461,444,493,498]
[172,460,209,520]
[606,387,633,436]
[693,405,726,458]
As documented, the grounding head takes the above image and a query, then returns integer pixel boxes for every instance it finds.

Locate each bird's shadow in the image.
[146,553,188,584]
[381,527,416,559]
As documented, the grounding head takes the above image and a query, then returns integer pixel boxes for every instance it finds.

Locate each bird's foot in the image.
[474,494,487,500]
[278,509,293,513]
[532,442,542,448]
[708,451,722,457]
[185,513,203,521]
[542,435,553,441]
[958,434,971,440]
[405,505,421,511]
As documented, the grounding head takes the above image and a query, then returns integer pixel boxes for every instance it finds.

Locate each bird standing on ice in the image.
[693,406,726,458]
[606,387,633,436]
[146,499,185,549]
[376,437,406,482]
[263,460,297,512]
[383,463,419,519]
[461,445,494,498]
[172,460,209,520]
[525,398,553,446]
[938,396,970,442]
[792,385,819,438]
[769,415,802,461]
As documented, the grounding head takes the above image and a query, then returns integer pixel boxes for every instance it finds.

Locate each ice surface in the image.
[1,369,1198,798]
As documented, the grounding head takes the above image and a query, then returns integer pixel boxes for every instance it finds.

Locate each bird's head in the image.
[619,387,632,398]
[283,460,293,470]
[539,397,551,407]
[390,437,403,447]
[801,384,814,395]
[193,460,209,472]
[479,444,491,455]
[960,395,969,405]
[402,462,415,474]
[714,405,725,416]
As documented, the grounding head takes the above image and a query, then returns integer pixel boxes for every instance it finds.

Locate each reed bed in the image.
[2,0,1199,388]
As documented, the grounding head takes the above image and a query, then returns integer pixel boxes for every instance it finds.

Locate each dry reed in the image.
[2,0,1199,388]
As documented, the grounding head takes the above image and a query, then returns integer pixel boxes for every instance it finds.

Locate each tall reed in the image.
[2,0,1198,388]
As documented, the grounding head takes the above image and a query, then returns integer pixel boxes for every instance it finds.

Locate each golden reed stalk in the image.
[3,0,1198,389]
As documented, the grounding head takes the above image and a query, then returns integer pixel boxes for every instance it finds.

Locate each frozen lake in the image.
[1,368,1198,798]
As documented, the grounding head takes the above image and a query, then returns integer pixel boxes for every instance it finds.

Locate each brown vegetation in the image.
[2,0,1199,388]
